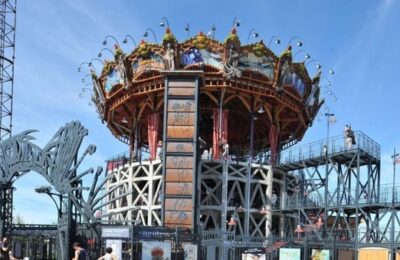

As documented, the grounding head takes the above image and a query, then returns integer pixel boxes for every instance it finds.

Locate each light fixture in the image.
[258,106,265,114]
[160,17,170,28]
[122,35,137,47]
[232,17,240,27]
[287,36,303,48]
[102,35,120,47]
[237,205,245,212]
[268,36,281,48]
[227,217,237,226]
[305,54,311,59]
[294,224,304,233]
[143,28,158,43]
[259,207,267,215]
[247,28,259,44]
[121,117,128,124]
[316,217,323,228]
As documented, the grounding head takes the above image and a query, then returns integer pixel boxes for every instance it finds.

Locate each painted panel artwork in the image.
[199,49,223,69]
[104,69,122,92]
[142,241,171,260]
[238,53,275,79]
[180,48,204,65]
[279,248,301,260]
[282,71,306,96]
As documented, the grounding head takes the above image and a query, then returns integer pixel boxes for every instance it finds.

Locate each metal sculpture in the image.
[0,121,121,260]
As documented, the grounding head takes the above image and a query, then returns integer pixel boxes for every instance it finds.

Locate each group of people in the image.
[0,239,117,260]
[72,242,117,260]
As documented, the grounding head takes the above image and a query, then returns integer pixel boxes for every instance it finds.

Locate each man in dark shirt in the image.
[72,242,89,260]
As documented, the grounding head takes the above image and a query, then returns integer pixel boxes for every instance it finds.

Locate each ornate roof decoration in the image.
[136,40,153,59]
[193,31,209,49]
[162,28,178,47]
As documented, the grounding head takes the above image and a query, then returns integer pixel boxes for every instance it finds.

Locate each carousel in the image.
[88,22,324,258]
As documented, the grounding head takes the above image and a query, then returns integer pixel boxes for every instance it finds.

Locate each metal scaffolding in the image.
[0,0,17,239]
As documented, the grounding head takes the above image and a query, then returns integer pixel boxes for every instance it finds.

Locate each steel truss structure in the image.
[106,159,163,226]
[273,131,393,258]
[0,0,16,141]
[105,130,400,259]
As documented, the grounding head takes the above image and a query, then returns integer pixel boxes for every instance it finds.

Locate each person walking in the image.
[97,247,117,260]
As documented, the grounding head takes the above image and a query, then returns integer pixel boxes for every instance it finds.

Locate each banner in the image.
[184,244,197,260]
[311,249,329,260]
[142,241,171,260]
[105,239,122,260]
[279,248,301,260]
[242,253,266,260]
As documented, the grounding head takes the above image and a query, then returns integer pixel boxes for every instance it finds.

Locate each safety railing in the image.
[278,131,381,165]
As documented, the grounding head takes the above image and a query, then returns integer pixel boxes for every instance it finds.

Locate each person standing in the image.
[0,241,18,260]
[97,247,117,260]
[72,242,89,260]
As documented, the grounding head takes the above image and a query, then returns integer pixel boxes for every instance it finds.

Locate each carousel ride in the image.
[79,20,337,258]
[87,26,325,163]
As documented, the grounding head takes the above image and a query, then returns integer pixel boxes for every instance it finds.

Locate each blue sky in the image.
[10,0,400,224]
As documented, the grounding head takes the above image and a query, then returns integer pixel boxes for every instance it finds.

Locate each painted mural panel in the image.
[282,71,306,96]
[142,241,171,260]
[167,125,195,138]
[104,69,123,92]
[165,156,193,169]
[165,168,193,182]
[165,182,193,196]
[167,100,196,112]
[165,198,193,211]
[166,142,193,153]
[279,248,301,260]
[238,53,275,80]
[167,113,195,126]
[180,48,204,65]
[164,211,193,227]
[311,249,329,260]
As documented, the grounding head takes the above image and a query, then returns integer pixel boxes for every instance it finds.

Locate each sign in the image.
[106,239,122,260]
[242,253,266,260]
[162,74,201,229]
[279,248,301,260]
[184,244,197,260]
[311,249,329,260]
[101,227,130,238]
[142,241,171,260]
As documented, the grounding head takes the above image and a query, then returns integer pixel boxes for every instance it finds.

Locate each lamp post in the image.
[232,17,240,28]
[293,50,310,60]
[324,113,335,240]
[207,24,216,39]
[97,47,114,58]
[268,36,280,48]
[184,24,190,38]
[159,16,170,28]
[287,36,303,47]
[34,186,64,219]
[391,148,399,256]
[316,63,335,75]
[143,28,158,43]
[102,35,120,47]
[246,29,259,44]
[122,35,137,48]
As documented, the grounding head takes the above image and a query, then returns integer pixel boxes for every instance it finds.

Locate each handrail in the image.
[278,131,381,165]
